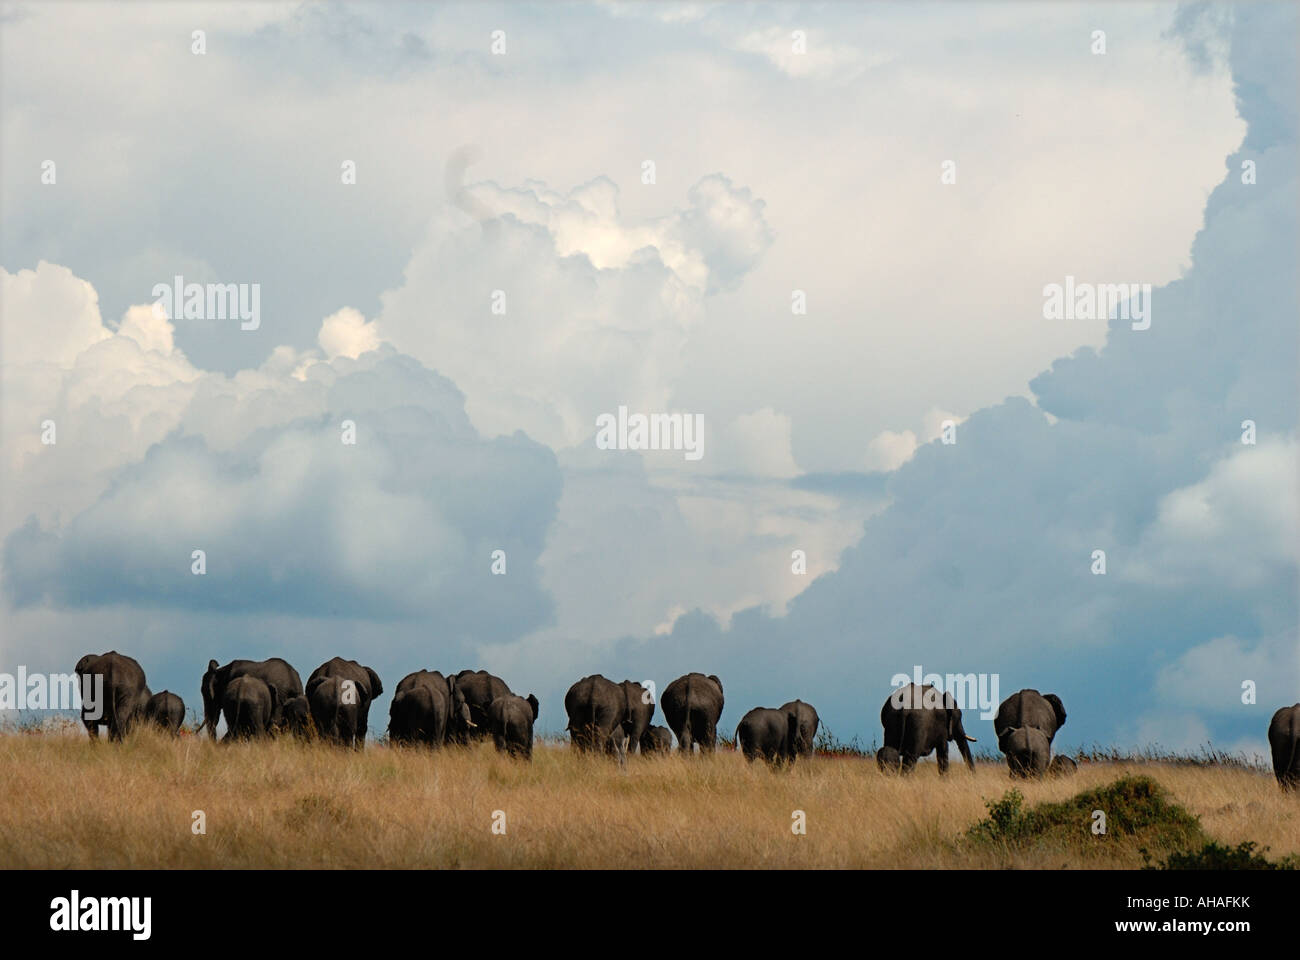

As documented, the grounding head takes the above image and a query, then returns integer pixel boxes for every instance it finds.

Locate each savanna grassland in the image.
[1,727,1296,869]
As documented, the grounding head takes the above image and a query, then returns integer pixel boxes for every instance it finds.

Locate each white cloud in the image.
[318,307,382,360]
[865,429,918,472]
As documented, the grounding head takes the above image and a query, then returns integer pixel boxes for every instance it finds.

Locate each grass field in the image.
[1,726,1296,869]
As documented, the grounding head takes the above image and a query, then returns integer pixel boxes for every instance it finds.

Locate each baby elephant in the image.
[1048,754,1078,777]
[280,694,312,737]
[876,746,903,774]
[736,706,801,765]
[999,726,1052,778]
[309,676,360,747]
[144,690,185,733]
[221,675,279,741]
[489,694,540,760]
[640,724,673,754]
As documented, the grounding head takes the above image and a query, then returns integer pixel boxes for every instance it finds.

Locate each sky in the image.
[1,1,1295,758]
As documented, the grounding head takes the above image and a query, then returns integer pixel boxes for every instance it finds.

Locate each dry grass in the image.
[1,727,1296,869]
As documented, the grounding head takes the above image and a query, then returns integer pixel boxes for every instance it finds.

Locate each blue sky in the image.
[1,1,1295,757]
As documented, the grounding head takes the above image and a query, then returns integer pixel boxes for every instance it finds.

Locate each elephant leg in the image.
[698,713,717,752]
[936,739,950,774]
[901,753,918,775]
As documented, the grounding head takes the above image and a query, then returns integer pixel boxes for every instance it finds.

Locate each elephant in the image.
[661,673,725,754]
[879,683,976,774]
[780,699,820,758]
[1048,754,1078,777]
[280,695,312,737]
[620,680,656,753]
[388,670,474,746]
[994,689,1066,778]
[876,746,903,774]
[640,724,673,754]
[74,651,150,741]
[1268,704,1300,790]
[565,675,631,758]
[201,657,303,739]
[736,706,801,765]
[144,691,185,733]
[306,657,382,747]
[453,670,513,743]
[488,693,540,760]
[999,726,1051,777]
[309,675,358,746]
[221,675,278,740]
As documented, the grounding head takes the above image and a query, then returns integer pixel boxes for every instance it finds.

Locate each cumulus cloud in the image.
[378,173,772,450]
[596,4,1299,750]
[1,265,561,642]
[318,307,382,360]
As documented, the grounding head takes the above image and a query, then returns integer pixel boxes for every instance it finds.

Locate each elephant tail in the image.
[1288,718,1300,779]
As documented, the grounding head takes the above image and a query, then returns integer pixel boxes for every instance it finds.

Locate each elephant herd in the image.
[874,684,1076,779]
[69,651,1300,790]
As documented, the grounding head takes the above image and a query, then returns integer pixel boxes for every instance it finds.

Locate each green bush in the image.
[1146,840,1299,870]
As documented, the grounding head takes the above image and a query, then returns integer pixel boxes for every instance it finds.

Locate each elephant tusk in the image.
[466,720,477,728]
[965,735,977,742]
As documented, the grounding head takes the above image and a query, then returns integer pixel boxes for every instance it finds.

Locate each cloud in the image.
[377,173,772,451]
[1,265,561,641]
[733,26,889,81]
[594,4,1299,750]
[318,307,382,360]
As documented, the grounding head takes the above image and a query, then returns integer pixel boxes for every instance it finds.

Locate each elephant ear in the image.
[74,654,96,675]
[365,667,383,698]
[527,694,539,720]
[1044,694,1066,731]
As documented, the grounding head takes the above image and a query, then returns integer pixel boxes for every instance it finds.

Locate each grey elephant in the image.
[1269,703,1300,790]
[565,675,632,757]
[661,673,725,754]
[994,689,1066,778]
[388,670,474,746]
[306,657,382,747]
[1048,754,1078,777]
[489,693,540,760]
[780,699,820,758]
[144,691,185,733]
[1000,726,1051,777]
[308,675,359,746]
[876,746,903,774]
[453,670,513,743]
[620,680,656,753]
[879,683,976,774]
[640,724,673,754]
[74,651,150,741]
[201,657,303,739]
[736,706,801,765]
[221,675,279,740]
[280,695,312,737]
